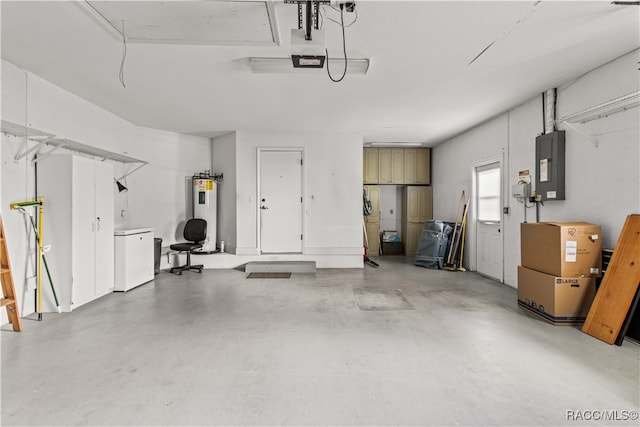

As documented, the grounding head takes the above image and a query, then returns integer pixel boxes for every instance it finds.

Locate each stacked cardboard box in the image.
[518,222,601,325]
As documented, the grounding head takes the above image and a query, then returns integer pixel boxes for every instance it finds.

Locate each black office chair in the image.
[170,218,207,275]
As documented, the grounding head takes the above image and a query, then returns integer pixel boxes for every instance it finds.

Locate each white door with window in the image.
[259,150,303,253]
[476,162,503,282]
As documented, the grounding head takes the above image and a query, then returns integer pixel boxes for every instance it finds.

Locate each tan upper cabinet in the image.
[404,148,430,184]
[363,146,430,185]
[391,149,404,183]
[379,148,404,184]
[415,148,431,184]
[404,148,418,184]
[363,148,379,184]
[378,148,392,183]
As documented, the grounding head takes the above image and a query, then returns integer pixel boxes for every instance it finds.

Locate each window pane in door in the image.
[478,167,500,221]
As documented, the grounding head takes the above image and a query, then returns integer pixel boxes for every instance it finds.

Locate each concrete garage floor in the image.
[2,257,639,426]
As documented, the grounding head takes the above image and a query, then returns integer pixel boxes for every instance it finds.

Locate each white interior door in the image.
[259,150,303,253]
[476,162,503,282]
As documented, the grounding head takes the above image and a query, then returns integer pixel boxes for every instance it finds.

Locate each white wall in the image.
[211,131,237,252]
[433,49,640,288]
[231,130,363,257]
[1,59,211,319]
[379,185,403,235]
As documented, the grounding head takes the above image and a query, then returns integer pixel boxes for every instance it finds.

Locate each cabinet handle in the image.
[96,217,101,231]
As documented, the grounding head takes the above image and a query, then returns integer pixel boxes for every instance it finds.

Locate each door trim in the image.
[256,147,305,254]
[469,154,504,279]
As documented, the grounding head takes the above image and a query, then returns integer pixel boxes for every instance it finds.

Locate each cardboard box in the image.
[517,266,596,325]
[521,222,602,278]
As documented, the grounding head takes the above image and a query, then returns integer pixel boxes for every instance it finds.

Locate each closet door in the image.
[419,186,433,222]
[404,186,420,223]
[94,161,114,296]
[364,185,380,223]
[71,156,97,308]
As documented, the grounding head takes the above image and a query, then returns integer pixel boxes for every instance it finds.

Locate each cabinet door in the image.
[71,156,97,308]
[404,186,420,223]
[419,186,433,222]
[405,222,423,256]
[125,232,154,289]
[364,185,380,222]
[391,148,404,184]
[94,161,114,296]
[404,148,417,184]
[416,148,431,184]
[365,221,380,256]
[378,148,392,184]
[363,148,379,184]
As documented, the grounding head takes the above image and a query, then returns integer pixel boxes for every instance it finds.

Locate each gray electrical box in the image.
[535,131,565,201]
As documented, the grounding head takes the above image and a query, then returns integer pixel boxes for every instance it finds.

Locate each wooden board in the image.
[0,215,22,331]
[582,215,640,344]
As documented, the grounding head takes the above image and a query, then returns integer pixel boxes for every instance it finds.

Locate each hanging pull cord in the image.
[119,20,127,88]
[326,6,347,83]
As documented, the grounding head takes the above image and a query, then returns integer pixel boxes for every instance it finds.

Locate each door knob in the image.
[260,206,269,210]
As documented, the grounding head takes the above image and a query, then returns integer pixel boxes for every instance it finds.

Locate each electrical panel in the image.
[535,131,565,201]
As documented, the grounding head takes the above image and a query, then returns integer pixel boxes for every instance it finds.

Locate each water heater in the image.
[193,177,217,251]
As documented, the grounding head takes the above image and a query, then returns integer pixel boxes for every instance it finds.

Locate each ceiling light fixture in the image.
[249,57,369,74]
[366,142,426,147]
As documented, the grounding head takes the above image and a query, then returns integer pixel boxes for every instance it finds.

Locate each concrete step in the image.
[245,261,316,274]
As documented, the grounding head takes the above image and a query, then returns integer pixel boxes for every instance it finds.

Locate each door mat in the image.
[354,288,415,311]
[247,272,292,279]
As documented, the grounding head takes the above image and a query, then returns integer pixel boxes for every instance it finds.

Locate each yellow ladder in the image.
[0,214,22,332]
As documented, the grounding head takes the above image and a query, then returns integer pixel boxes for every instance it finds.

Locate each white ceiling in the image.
[1,1,638,146]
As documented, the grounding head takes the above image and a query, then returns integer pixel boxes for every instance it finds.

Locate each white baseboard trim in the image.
[160,253,364,270]
[304,247,364,255]
[235,247,260,255]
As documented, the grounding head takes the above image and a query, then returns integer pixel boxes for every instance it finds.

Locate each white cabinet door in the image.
[115,230,154,291]
[94,160,114,296]
[72,156,97,308]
